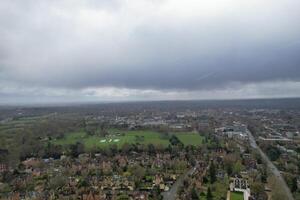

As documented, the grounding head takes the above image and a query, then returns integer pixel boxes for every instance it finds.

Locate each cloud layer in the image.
[0,0,300,102]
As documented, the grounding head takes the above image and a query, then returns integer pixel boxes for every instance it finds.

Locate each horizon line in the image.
[1,96,300,107]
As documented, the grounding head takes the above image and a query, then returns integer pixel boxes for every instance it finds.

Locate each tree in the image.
[266,146,281,161]
[260,166,268,183]
[225,163,233,176]
[202,176,208,184]
[121,143,131,153]
[147,144,156,155]
[254,152,263,164]
[269,175,289,200]
[233,160,243,174]
[109,144,118,156]
[291,177,298,193]
[206,187,213,200]
[169,135,183,147]
[44,142,63,159]
[209,162,216,184]
[251,182,264,196]
[191,187,199,200]
[224,153,237,176]
[85,124,97,136]
[69,142,85,157]
[129,164,146,184]
[296,147,300,154]
[49,175,67,190]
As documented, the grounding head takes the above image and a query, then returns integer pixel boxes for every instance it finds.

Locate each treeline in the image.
[0,117,85,167]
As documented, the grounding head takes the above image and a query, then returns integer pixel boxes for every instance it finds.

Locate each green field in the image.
[230,191,244,200]
[52,130,204,150]
[175,132,204,146]
[0,116,48,133]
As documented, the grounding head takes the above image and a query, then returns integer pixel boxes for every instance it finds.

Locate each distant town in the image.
[0,99,299,200]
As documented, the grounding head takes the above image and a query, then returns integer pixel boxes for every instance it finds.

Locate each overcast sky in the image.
[1,0,300,104]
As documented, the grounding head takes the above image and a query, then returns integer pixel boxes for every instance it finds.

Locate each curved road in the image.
[247,130,294,200]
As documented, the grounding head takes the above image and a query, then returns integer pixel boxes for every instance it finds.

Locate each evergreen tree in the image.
[209,161,216,183]
[291,177,298,192]
[206,187,213,200]
[191,187,199,200]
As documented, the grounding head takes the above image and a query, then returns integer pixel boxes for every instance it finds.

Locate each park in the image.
[52,129,205,150]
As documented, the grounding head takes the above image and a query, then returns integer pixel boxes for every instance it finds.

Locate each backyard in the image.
[230,191,244,200]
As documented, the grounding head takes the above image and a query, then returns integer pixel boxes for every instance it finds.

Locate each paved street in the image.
[163,166,197,200]
[247,130,294,200]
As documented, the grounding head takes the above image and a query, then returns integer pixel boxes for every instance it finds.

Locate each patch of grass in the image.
[174,132,204,146]
[84,130,170,149]
[0,116,45,133]
[230,191,244,200]
[52,129,204,150]
[53,131,86,146]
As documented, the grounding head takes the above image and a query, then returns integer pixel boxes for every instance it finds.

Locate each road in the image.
[247,130,294,200]
[163,166,197,200]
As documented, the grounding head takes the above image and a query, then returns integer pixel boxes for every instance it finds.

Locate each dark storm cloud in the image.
[0,0,300,92]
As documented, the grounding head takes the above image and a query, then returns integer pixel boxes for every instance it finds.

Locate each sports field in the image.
[52,129,204,149]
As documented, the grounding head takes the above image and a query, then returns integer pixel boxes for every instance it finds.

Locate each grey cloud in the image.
[0,0,300,94]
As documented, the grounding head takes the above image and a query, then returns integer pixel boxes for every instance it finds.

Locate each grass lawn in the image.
[230,191,244,200]
[175,132,203,146]
[53,131,86,146]
[52,129,204,150]
[0,116,46,133]
[87,130,171,148]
